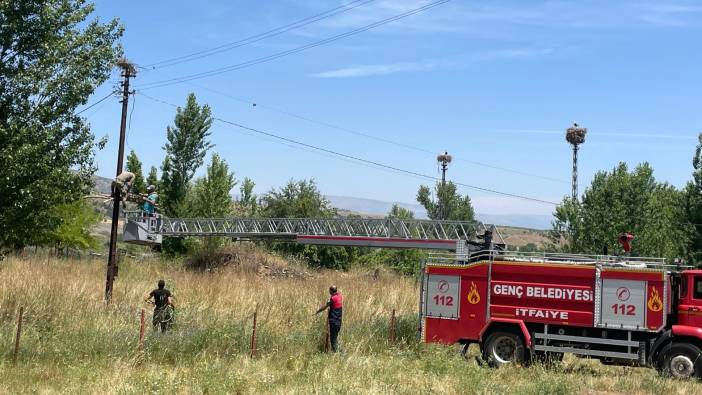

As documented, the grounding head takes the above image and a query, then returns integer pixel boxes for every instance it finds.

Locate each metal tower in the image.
[565,123,587,202]
[436,151,452,219]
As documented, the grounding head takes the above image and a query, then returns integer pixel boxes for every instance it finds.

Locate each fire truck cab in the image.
[419,248,702,379]
[678,270,702,329]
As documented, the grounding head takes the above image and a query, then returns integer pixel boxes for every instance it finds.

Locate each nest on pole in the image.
[565,124,587,145]
[437,152,452,163]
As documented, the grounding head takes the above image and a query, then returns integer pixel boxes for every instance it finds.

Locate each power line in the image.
[76,92,114,115]
[137,91,558,206]
[143,0,376,70]
[126,92,137,149]
[136,0,452,90]
[191,82,568,184]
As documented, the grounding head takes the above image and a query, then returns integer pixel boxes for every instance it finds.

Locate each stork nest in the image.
[566,126,587,145]
[437,153,452,163]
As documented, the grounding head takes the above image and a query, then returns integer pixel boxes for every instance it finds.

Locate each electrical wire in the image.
[126,92,137,149]
[143,0,377,70]
[135,0,452,90]
[191,82,569,184]
[76,92,114,115]
[137,91,558,206]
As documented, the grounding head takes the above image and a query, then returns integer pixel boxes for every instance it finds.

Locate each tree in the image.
[0,0,122,250]
[188,154,237,218]
[184,154,237,266]
[160,93,213,217]
[125,150,146,194]
[417,181,475,221]
[261,179,357,268]
[388,204,414,219]
[146,166,159,189]
[551,162,692,261]
[42,200,102,251]
[261,179,335,218]
[682,133,702,263]
[237,177,258,216]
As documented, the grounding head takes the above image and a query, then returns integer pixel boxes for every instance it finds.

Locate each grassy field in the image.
[1,252,701,394]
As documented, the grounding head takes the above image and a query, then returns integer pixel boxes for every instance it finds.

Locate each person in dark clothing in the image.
[145,279,174,332]
[315,285,343,352]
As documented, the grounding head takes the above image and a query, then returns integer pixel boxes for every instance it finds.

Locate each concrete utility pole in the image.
[565,123,587,202]
[436,151,452,220]
[105,59,136,304]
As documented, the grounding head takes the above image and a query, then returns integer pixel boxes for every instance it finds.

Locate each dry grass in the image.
[1,252,701,394]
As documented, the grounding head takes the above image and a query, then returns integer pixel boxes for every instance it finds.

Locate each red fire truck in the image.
[419,249,702,379]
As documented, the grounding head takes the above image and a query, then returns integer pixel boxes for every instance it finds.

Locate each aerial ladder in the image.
[123,212,504,253]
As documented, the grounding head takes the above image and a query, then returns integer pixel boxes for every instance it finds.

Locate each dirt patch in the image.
[185,243,313,279]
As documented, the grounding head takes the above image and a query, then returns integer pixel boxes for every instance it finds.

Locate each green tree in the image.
[125,150,146,194]
[417,181,475,221]
[261,179,335,218]
[185,154,237,267]
[160,93,213,217]
[0,0,122,250]
[44,200,102,251]
[682,133,702,263]
[388,204,414,219]
[188,154,237,218]
[146,166,159,189]
[261,179,357,268]
[551,162,692,261]
[237,177,258,216]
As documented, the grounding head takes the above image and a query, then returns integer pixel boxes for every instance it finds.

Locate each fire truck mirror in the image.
[425,275,460,319]
[600,279,646,328]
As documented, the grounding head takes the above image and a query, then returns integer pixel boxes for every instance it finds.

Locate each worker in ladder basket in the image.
[315,286,343,352]
[142,185,158,216]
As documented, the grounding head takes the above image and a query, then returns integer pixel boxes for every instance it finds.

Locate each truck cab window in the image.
[680,277,688,299]
[694,277,702,299]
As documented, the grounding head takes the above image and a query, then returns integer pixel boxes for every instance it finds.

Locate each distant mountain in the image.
[326,195,552,230]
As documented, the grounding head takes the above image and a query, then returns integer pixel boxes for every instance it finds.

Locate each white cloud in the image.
[313,60,439,78]
[313,47,554,78]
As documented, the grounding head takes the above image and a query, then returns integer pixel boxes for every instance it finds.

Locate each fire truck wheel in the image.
[661,343,702,379]
[482,329,525,367]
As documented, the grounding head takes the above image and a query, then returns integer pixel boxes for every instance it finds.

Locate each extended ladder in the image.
[123,211,501,250]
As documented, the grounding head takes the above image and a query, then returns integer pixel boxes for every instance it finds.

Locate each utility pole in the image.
[436,151,452,220]
[565,123,587,202]
[105,59,136,304]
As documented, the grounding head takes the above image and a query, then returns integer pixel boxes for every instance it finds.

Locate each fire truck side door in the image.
[678,274,702,328]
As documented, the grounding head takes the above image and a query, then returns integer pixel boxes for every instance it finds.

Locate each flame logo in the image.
[648,287,663,312]
[467,281,481,305]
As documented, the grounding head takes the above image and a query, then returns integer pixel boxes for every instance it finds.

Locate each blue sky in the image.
[84,0,702,216]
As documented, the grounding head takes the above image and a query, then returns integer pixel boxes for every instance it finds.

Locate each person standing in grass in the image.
[315,285,343,352]
[145,279,173,332]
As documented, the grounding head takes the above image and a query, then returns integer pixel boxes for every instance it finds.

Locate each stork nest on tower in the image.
[566,124,587,145]
[437,152,452,163]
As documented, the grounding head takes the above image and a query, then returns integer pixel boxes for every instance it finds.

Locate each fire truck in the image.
[419,248,702,379]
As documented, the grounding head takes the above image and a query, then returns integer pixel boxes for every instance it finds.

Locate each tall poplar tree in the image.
[160,93,213,217]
